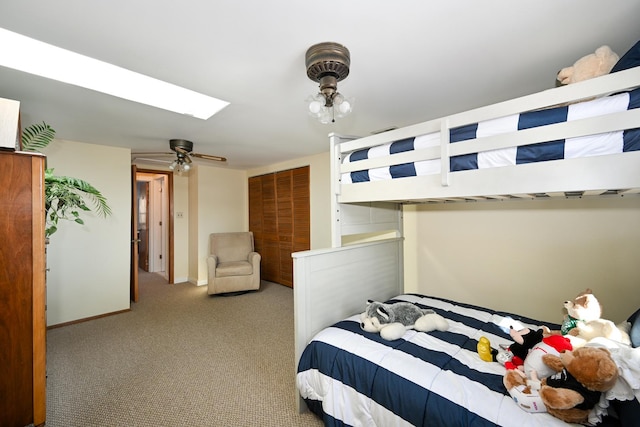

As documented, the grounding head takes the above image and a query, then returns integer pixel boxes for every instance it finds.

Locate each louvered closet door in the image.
[260,173,280,282]
[276,170,293,285]
[248,166,309,287]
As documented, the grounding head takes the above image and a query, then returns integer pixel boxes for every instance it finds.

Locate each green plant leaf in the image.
[21,122,55,152]
[21,122,112,238]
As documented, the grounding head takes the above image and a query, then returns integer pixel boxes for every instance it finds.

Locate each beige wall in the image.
[403,197,640,324]
[189,163,248,285]
[43,139,131,326]
[173,173,189,282]
[247,151,331,250]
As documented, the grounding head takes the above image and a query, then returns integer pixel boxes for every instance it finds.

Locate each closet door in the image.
[292,166,310,256]
[249,166,309,287]
[260,173,280,282]
[276,170,293,286]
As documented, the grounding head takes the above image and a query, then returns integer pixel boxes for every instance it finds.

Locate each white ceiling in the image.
[1,1,639,169]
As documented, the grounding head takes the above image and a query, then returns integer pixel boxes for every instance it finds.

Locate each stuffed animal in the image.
[538,347,619,424]
[503,327,544,369]
[522,335,573,379]
[543,288,603,336]
[543,289,631,347]
[570,318,632,348]
[557,45,619,85]
[502,333,573,412]
[503,367,547,413]
[479,327,549,366]
[360,300,448,341]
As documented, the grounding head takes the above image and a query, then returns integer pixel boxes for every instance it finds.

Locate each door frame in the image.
[130,167,175,302]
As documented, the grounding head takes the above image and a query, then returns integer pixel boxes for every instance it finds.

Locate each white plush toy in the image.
[360,299,449,341]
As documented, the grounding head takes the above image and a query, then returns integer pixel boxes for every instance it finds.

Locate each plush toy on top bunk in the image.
[556,45,619,85]
[542,289,631,348]
[360,300,449,341]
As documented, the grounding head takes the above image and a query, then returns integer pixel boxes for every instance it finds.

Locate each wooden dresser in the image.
[0,151,47,427]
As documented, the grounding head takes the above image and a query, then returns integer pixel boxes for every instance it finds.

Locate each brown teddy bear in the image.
[557,45,619,85]
[539,347,619,424]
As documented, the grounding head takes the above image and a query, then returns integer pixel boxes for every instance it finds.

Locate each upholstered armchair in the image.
[207,232,261,295]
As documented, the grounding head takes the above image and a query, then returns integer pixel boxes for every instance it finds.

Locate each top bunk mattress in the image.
[342,88,640,184]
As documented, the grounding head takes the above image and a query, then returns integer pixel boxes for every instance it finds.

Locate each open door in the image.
[131,167,175,297]
[130,164,139,302]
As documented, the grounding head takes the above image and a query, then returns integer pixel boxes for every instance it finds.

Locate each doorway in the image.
[136,174,168,277]
[130,168,174,302]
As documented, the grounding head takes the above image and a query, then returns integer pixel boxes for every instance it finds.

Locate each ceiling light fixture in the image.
[305,42,352,124]
[0,27,229,120]
[168,139,193,173]
[168,157,191,173]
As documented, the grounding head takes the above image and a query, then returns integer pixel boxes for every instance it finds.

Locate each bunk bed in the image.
[293,58,640,426]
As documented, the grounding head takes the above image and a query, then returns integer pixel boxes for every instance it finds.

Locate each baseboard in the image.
[188,278,207,286]
[47,308,131,329]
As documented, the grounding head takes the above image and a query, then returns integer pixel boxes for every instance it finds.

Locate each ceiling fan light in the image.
[309,99,323,114]
[305,42,352,124]
[335,96,353,116]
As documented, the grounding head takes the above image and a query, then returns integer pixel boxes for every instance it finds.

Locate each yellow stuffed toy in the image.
[557,45,619,85]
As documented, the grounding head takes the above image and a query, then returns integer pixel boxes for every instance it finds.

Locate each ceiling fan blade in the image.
[192,153,227,162]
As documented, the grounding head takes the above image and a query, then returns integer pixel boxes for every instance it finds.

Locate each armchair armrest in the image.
[248,251,261,268]
[207,255,219,273]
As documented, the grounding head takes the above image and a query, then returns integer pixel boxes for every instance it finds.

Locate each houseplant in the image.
[21,122,111,238]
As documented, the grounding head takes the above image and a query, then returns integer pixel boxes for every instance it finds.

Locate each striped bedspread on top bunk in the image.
[297,294,570,427]
[342,88,640,184]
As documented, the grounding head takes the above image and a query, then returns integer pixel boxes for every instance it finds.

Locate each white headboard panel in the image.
[292,237,403,411]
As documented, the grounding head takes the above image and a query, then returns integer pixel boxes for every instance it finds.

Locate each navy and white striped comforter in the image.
[297,294,571,427]
[342,88,640,184]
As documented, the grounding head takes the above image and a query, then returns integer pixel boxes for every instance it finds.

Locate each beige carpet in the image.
[45,272,323,427]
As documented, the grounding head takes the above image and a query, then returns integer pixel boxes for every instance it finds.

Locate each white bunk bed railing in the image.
[332,67,640,204]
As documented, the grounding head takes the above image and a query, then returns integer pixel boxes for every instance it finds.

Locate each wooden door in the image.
[130,165,139,302]
[276,170,293,285]
[261,173,279,282]
[248,166,310,287]
[292,166,310,255]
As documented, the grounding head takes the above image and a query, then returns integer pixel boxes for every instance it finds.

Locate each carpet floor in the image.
[45,272,323,427]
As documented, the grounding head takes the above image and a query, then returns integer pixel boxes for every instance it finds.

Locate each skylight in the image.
[0,28,229,119]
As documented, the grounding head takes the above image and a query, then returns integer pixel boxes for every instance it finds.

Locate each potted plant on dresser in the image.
[21,122,111,238]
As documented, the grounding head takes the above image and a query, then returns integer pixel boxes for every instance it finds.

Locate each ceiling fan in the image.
[132,139,227,172]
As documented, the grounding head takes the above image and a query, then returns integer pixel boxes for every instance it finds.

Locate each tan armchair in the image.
[207,232,261,295]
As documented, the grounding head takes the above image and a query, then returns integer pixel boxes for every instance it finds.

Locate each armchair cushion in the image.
[215,260,253,277]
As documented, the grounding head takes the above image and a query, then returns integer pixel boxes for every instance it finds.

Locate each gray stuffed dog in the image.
[360,299,448,340]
